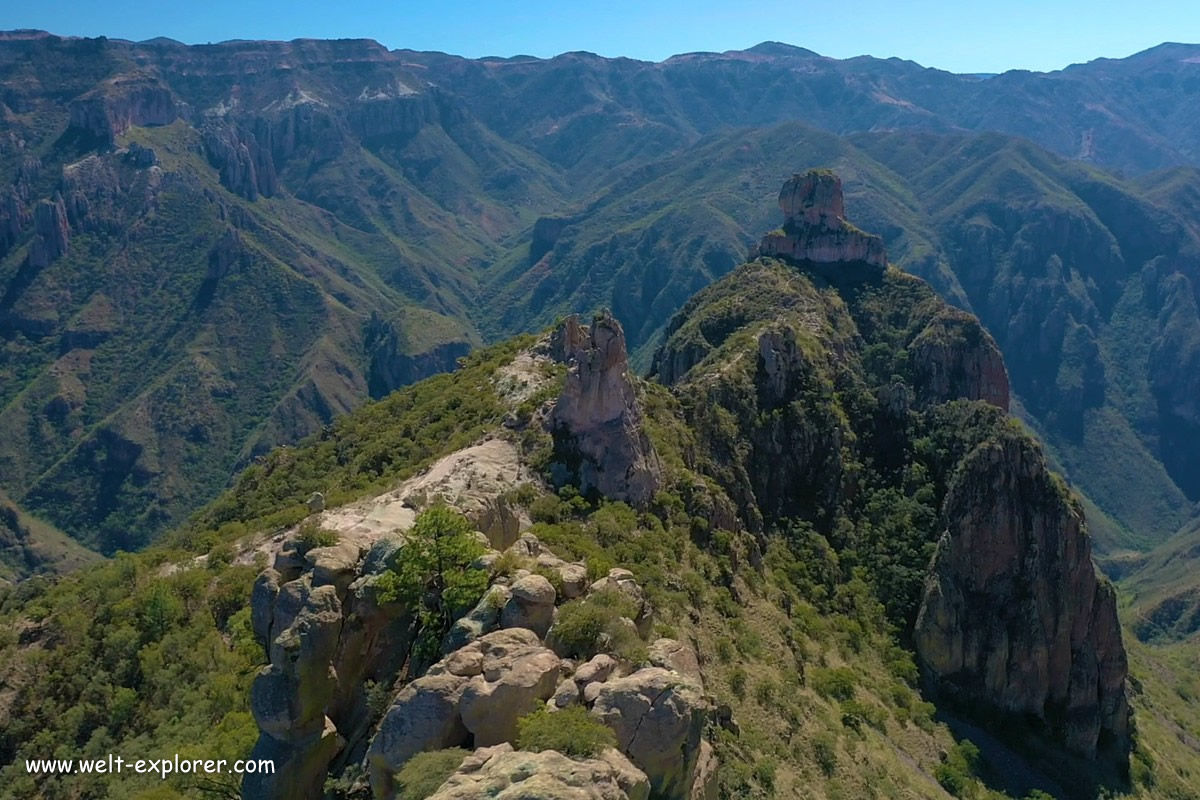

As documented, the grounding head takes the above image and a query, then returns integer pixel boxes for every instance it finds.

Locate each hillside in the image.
[4,171,1197,800]
[4,31,1200,558]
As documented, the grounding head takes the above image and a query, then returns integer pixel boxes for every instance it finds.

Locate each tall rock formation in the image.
[758,170,887,269]
[28,196,69,269]
[915,433,1130,757]
[550,312,662,506]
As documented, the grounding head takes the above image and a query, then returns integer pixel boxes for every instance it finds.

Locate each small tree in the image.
[377,504,487,659]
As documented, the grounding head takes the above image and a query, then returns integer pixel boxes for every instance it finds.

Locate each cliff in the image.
[758,170,888,270]
[915,434,1130,757]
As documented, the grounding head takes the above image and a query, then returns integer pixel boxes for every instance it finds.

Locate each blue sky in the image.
[3,0,1197,73]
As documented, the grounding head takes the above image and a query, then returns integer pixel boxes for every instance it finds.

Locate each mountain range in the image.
[2,29,1200,636]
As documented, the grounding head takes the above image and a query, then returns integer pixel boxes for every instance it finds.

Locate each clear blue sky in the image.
[3,0,1197,73]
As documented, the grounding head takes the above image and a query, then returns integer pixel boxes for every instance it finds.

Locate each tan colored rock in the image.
[591,668,711,800]
[426,744,651,800]
[458,628,562,746]
[306,539,363,594]
[758,170,887,270]
[550,312,663,506]
[648,639,701,682]
[689,741,719,800]
[575,653,618,686]
[552,677,580,708]
[501,574,556,637]
[367,672,471,794]
[914,433,1129,757]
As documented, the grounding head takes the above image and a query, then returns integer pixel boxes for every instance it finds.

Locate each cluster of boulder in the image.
[244,521,717,800]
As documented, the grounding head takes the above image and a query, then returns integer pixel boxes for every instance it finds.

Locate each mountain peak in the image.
[743,41,822,58]
[758,170,887,269]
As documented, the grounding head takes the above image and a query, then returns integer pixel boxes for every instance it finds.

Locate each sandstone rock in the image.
[305,539,363,595]
[67,77,184,143]
[250,568,282,647]
[914,433,1129,757]
[202,121,277,200]
[242,717,341,800]
[758,170,887,270]
[426,743,651,800]
[689,741,719,800]
[910,309,1010,411]
[458,628,562,746]
[591,668,711,800]
[501,574,557,637]
[307,491,325,514]
[550,312,663,506]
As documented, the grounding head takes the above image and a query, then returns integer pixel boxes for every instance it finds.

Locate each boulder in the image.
[426,743,651,800]
[458,628,562,746]
[367,672,471,794]
[589,568,653,635]
[648,639,701,682]
[500,574,556,637]
[241,717,342,800]
[552,677,580,708]
[574,653,618,686]
[445,584,511,652]
[591,668,711,800]
[306,539,363,594]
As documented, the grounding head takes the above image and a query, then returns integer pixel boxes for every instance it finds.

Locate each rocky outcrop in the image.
[530,215,571,264]
[425,743,651,800]
[758,170,887,269]
[0,185,29,259]
[68,77,184,143]
[364,312,471,399]
[245,533,414,800]
[28,196,68,269]
[591,667,711,800]
[910,309,1011,411]
[202,121,278,201]
[367,628,561,793]
[914,432,1129,757]
[207,227,244,280]
[550,312,662,506]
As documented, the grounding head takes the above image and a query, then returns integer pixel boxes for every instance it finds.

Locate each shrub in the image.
[812,732,838,776]
[752,757,777,790]
[934,740,981,797]
[551,589,642,660]
[377,505,487,659]
[295,521,339,555]
[810,667,857,701]
[840,699,887,732]
[517,704,616,757]
[754,679,777,706]
[393,749,469,800]
[729,667,748,699]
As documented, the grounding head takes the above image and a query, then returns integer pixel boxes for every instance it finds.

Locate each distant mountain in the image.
[2,30,1200,559]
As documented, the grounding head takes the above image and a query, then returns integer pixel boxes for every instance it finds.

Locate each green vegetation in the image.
[376,505,488,661]
[392,749,469,800]
[551,588,641,660]
[516,705,617,757]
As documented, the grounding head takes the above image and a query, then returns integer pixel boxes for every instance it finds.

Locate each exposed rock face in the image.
[201,121,278,200]
[207,227,243,280]
[68,77,184,143]
[28,196,69,269]
[425,744,651,800]
[915,433,1129,757]
[591,667,711,800]
[0,186,29,259]
[500,574,557,638]
[550,312,662,506]
[363,313,471,399]
[367,628,561,793]
[530,215,571,264]
[758,170,887,269]
[910,310,1011,411]
[246,535,413,800]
